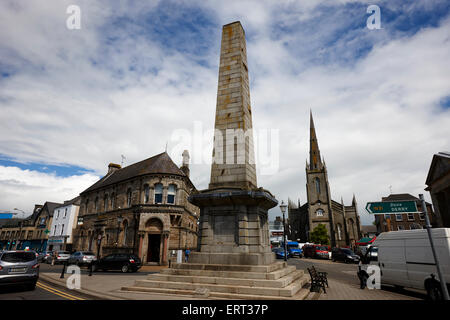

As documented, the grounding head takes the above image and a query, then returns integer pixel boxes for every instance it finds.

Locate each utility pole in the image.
[419,194,449,300]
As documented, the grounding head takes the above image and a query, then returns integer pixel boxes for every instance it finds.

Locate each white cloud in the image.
[0,166,99,215]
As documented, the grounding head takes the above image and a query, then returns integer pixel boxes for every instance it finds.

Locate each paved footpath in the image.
[39,265,205,300]
[287,258,427,300]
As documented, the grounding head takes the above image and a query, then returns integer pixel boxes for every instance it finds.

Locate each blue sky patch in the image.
[0,156,95,177]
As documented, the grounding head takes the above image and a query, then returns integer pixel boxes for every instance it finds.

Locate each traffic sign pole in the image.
[420,194,449,300]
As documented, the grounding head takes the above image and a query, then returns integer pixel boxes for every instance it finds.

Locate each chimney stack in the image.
[108,163,121,174]
[180,150,190,177]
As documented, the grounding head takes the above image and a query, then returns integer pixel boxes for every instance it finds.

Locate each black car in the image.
[331,248,360,263]
[93,254,142,273]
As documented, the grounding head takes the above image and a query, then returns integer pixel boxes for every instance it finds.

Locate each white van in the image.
[359,228,450,300]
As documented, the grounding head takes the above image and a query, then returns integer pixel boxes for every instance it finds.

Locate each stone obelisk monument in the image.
[123,22,308,299]
[188,21,278,266]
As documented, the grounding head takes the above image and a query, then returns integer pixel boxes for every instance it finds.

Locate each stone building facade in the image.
[72,151,199,265]
[425,152,450,227]
[288,112,361,247]
[0,202,62,251]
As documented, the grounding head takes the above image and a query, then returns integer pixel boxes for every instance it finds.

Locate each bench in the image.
[307,265,329,293]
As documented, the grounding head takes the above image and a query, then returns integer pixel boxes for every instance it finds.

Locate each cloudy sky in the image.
[0,0,449,225]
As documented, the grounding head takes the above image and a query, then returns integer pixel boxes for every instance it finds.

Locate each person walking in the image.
[51,250,58,266]
[185,248,190,263]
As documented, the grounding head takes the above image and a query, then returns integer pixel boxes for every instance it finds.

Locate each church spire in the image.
[309,110,323,170]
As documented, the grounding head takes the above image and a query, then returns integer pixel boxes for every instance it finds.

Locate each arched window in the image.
[167,184,176,204]
[122,220,128,245]
[104,194,108,211]
[316,209,324,217]
[94,197,99,212]
[155,183,163,204]
[127,189,132,207]
[111,193,115,209]
[314,178,321,194]
[144,185,150,204]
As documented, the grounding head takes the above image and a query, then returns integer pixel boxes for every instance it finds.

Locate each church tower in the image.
[305,111,336,247]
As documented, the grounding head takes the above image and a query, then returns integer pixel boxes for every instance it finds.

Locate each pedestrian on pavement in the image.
[51,250,58,266]
[185,248,190,263]
[357,261,367,289]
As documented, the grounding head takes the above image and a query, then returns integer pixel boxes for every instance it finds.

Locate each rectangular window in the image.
[167,185,176,204]
[419,212,425,220]
[397,225,405,231]
[395,214,403,221]
[407,213,415,221]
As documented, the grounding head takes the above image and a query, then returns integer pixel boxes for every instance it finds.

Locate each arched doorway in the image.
[145,218,163,263]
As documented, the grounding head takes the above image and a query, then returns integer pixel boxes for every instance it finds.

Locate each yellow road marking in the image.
[36,281,85,300]
[36,282,76,300]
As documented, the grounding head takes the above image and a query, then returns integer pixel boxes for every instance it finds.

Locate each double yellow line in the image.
[36,281,85,300]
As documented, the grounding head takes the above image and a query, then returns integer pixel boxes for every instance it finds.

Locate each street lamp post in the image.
[279,200,288,262]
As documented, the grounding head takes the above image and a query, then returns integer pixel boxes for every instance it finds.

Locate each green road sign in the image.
[44,229,50,234]
[366,201,418,214]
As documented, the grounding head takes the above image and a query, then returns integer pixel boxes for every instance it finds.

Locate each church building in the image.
[288,112,362,248]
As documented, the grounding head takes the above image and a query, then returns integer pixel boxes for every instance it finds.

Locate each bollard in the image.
[89,261,93,276]
[60,261,66,279]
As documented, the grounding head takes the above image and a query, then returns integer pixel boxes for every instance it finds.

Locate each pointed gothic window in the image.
[337,224,342,240]
[315,178,321,194]
[127,189,132,207]
[316,209,324,217]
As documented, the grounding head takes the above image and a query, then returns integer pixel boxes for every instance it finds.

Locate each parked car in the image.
[93,254,142,273]
[331,247,360,263]
[316,246,331,259]
[285,241,303,258]
[68,251,97,266]
[37,251,52,263]
[273,248,291,260]
[358,228,450,300]
[0,250,40,290]
[47,251,71,264]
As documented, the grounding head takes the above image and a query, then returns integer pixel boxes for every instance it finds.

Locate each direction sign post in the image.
[366,201,417,214]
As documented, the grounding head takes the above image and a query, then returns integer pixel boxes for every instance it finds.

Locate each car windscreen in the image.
[287,244,298,249]
[341,249,354,255]
[1,252,36,262]
[318,246,328,251]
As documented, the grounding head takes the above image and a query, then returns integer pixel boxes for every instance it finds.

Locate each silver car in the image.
[0,250,39,290]
[68,251,97,266]
[47,251,71,264]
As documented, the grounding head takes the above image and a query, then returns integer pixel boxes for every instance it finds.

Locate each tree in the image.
[310,224,329,245]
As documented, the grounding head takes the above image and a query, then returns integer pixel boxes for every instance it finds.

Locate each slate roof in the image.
[382,193,431,206]
[81,152,188,195]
